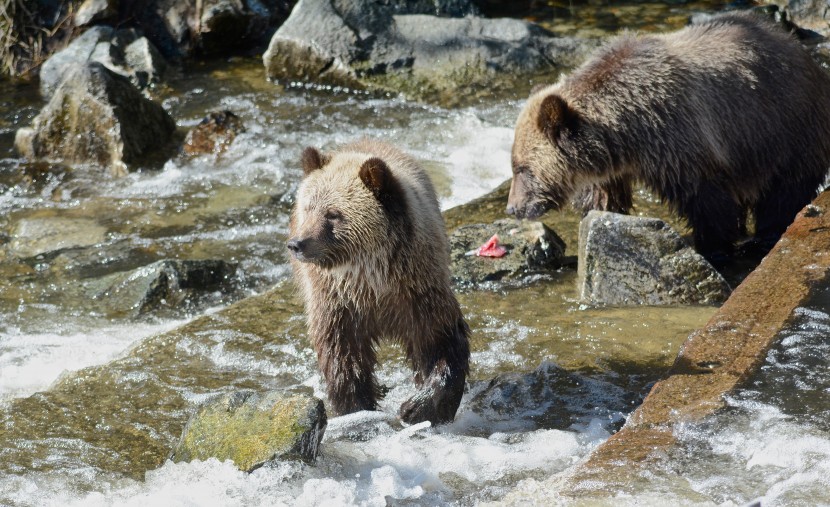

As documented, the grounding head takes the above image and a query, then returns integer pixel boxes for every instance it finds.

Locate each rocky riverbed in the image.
[2,0,830,505]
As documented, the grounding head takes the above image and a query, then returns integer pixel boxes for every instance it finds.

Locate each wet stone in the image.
[462,361,637,434]
[16,62,176,174]
[181,110,246,157]
[48,240,160,280]
[578,211,731,306]
[84,259,238,318]
[449,219,566,287]
[171,389,327,471]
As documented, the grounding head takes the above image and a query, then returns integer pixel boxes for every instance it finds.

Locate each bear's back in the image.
[562,12,830,111]
[556,12,830,194]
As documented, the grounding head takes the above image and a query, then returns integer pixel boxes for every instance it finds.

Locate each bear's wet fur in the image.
[508,12,830,262]
[288,139,470,424]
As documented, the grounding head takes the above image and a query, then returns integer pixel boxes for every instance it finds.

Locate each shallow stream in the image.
[2,1,829,505]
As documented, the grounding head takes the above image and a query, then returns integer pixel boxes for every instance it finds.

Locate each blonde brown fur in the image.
[508,12,830,260]
[289,139,470,424]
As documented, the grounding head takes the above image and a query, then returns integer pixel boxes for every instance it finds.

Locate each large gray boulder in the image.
[39,26,166,97]
[16,62,177,174]
[263,0,592,99]
[449,219,567,287]
[171,390,327,471]
[578,211,731,306]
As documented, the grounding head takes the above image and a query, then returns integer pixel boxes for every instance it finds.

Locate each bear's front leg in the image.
[399,318,470,425]
[310,305,380,416]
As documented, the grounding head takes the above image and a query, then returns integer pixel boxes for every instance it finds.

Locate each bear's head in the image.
[507,90,610,219]
[288,146,406,268]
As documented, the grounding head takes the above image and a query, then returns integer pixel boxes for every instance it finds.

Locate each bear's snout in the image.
[287,237,312,261]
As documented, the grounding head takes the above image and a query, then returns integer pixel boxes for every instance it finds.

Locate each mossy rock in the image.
[171,389,327,472]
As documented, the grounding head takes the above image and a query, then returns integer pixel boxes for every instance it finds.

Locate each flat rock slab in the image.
[556,193,830,495]
[449,219,566,286]
[171,390,327,472]
[578,211,731,305]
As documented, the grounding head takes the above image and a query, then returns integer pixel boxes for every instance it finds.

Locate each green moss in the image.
[173,392,323,471]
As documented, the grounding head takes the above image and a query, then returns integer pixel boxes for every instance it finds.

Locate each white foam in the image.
[439,116,513,209]
[0,415,608,507]
[675,394,830,505]
[0,319,188,401]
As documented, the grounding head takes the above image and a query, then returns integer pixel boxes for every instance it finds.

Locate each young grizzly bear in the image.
[508,12,830,261]
[288,139,470,424]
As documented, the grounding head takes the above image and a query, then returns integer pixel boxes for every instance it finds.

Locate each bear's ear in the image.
[537,94,580,145]
[359,157,390,198]
[301,147,326,176]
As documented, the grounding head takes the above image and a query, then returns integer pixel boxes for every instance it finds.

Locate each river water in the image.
[2,1,829,505]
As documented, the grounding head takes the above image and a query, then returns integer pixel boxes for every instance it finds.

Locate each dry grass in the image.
[0,0,80,78]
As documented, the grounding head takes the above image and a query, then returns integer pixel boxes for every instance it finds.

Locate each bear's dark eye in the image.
[325,209,343,222]
[513,164,529,176]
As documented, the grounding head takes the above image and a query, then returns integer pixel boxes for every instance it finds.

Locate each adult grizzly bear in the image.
[507,12,830,261]
[288,139,470,424]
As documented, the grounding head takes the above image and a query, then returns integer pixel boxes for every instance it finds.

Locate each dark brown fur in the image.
[508,12,830,260]
[288,139,470,424]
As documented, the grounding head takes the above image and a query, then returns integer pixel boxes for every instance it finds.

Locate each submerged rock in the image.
[181,110,246,157]
[462,361,637,433]
[578,211,731,306]
[449,219,566,286]
[39,26,166,97]
[85,259,237,318]
[16,62,177,174]
[171,389,327,471]
[48,240,160,280]
[7,216,108,259]
[262,0,592,99]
